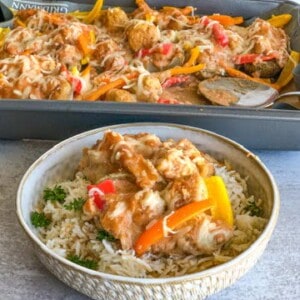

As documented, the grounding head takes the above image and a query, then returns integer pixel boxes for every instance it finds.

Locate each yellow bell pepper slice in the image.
[0,28,10,47]
[184,46,200,67]
[83,0,104,24]
[267,14,292,28]
[169,63,206,76]
[204,176,233,227]
[276,51,300,89]
[68,10,89,20]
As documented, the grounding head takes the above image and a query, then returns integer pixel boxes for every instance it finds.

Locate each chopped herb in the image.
[43,185,67,203]
[96,229,116,242]
[67,254,98,270]
[31,212,51,228]
[245,200,263,217]
[64,198,86,211]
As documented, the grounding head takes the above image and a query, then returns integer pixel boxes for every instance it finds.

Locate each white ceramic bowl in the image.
[16,123,280,300]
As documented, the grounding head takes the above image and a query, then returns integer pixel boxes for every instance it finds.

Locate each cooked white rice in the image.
[35,163,267,278]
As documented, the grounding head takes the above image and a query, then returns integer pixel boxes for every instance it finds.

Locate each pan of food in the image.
[0,0,299,149]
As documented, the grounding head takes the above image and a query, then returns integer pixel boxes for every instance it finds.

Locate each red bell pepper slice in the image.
[234,53,277,64]
[162,76,189,88]
[212,23,229,47]
[87,179,115,210]
[202,16,229,47]
[138,43,174,58]
[60,65,83,95]
[157,98,180,104]
[70,77,83,95]
[160,43,173,55]
[139,48,152,57]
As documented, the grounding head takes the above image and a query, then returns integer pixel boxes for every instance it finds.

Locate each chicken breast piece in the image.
[152,214,233,255]
[127,21,161,52]
[101,190,166,249]
[101,7,129,33]
[162,173,208,210]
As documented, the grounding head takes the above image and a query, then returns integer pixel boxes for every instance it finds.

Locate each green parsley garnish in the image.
[245,200,263,217]
[67,254,98,270]
[64,198,86,211]
[43,185,67,203]
[96,229,116,242]
[31,212,51,228]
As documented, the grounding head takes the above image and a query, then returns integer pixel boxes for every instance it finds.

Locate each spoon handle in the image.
[276,91,300,100]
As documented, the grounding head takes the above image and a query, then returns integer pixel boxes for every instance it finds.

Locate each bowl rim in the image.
[16,122,280,285]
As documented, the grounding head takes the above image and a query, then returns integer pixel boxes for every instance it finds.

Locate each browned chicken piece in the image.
[0,80,13,99]
[175,139,215,177]
[131,189,166,226]
[247,18,289,68]
[83,178,139,218]
[101,190,166,249]
[78,147,118,183]
[98,131,159,188]
[112,140,161,189]
[95,130,124,151]
[136,75,163,102]
[151,46,185,70]
[113,178,140,194]
[123,133,162,158]
[92,39,120,61]
[162,173,208,210]
[156,138,215,178]
[80,131,161,188]
[56,44,82,66]
[227,29,247,55]
[126,21,161,52]
[101,193,139,249]
[15,9,77,32]
[152,214,233,255]
[105,88,137,102]
[0,55,72,100]
[49,23,85,45]
[2,27,44,56]
[14,8,37,22]
[83,196,99,217]
[156,147,198,179]
[101,7,129,33]
[196,45,235,79]
[43,75,73,100]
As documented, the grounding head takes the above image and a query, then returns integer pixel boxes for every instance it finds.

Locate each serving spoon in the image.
[198,77,300,109]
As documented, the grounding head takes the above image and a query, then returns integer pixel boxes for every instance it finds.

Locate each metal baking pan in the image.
[0,0,299,150]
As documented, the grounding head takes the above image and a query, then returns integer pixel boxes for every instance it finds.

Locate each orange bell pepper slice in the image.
[81,72,138,101]
[208,15,244,26]
[224,66,280,90]
[134,199,214,256]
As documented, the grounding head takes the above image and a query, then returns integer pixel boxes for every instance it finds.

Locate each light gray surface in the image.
[0,139,299,300]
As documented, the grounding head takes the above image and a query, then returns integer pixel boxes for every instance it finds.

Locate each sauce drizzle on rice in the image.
[32,131,267,277]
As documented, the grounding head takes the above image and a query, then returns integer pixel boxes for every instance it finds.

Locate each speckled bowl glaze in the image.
[16,123,280,300]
